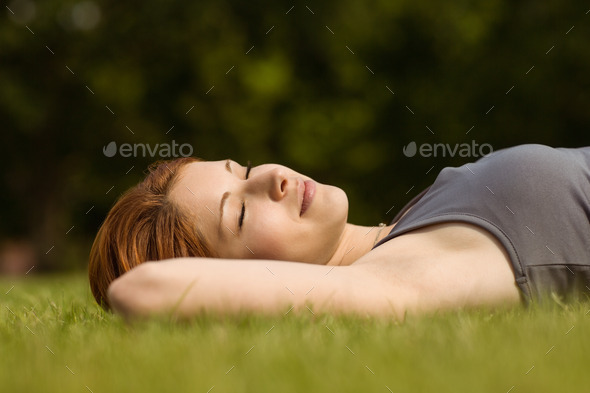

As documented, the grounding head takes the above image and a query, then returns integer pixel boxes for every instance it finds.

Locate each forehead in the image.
[168,160,231,234]
[177,160,224,184]
[171,160,228,207]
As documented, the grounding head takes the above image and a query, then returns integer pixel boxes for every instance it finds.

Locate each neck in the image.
[325,223,392,266]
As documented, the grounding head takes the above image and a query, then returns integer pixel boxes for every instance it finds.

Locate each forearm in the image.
[107,257,406,321]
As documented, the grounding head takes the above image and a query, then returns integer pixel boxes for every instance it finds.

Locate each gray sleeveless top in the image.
[373,144,590,305]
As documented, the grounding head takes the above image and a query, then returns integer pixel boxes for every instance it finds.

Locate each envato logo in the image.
[103,141,194,158]
[402,141,493,158]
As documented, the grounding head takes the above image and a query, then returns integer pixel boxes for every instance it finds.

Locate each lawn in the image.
[2,273,590,393]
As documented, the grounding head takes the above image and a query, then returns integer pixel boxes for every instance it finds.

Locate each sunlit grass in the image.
[2,273,589,393]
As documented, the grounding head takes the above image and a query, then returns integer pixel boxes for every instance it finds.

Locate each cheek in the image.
[245,216,289,260]
[248,225,289,259]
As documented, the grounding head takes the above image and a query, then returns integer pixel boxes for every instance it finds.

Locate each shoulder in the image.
[472,144,581,173]
[437,144,585,194]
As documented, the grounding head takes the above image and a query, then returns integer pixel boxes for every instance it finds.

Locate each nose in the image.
[245,167,287,201]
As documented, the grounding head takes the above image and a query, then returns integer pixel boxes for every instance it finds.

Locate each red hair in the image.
[88,157,213,310]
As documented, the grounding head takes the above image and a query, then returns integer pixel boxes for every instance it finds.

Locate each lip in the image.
[300,180,316,216]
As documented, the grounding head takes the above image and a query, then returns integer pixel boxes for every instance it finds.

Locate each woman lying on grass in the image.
[88,144,590,320]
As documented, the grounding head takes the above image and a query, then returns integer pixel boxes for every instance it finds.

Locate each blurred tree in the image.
[0,0,589,270]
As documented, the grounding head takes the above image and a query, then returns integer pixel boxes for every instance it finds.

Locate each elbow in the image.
[107,262,157,319]
[107,275,130,317]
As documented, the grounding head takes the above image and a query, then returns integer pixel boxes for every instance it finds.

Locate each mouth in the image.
[300,180,316,216]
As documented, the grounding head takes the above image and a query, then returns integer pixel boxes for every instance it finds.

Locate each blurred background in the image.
[1,0,589,274]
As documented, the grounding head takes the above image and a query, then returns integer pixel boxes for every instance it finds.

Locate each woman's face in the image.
[169,160,349,264]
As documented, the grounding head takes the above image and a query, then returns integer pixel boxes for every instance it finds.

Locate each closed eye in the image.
[238,160,252,229]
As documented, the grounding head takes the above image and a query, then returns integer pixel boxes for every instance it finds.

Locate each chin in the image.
[324,185,349,226]
[309,185,347,264]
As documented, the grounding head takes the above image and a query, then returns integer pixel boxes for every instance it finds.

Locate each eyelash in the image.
[238,161,252,229]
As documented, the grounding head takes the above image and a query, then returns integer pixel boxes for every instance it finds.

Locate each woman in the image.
[89,144,590,320]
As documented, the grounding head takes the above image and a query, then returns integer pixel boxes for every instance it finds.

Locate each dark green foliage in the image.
[1,1,589,269]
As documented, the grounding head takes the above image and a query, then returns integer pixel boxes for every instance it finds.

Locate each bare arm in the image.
[107,257,416,321]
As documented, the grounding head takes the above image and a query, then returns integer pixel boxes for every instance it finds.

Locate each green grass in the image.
[2,273,590,393]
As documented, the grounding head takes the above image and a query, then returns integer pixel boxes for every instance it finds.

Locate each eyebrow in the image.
[219,191,230,237]
[219,160,233,236]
